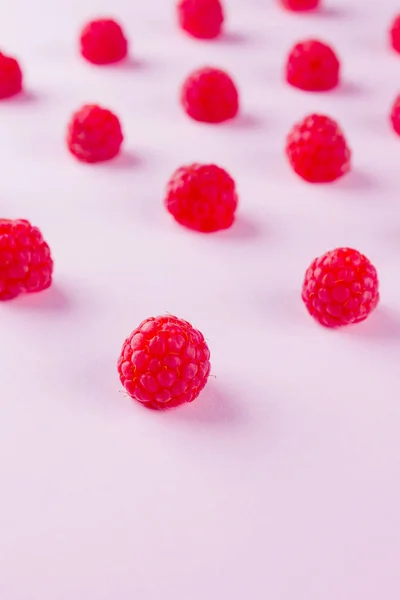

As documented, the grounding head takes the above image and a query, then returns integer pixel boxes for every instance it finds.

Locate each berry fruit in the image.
[0,51,22,99]
[286,113,351,183]
[177,0,224,39]
[302,248,379,328]
[118,315,211,409]
[286,39,340,92]
[80,18,128,65]
[390,14,400,54]
[390,94,400,135]
[165,163,238,232]
[66,104,123,163]
[280,0,319,10]
[181,67,239,123]
[0,219,53,301]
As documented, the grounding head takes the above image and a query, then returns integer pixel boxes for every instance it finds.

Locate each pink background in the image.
[1,0,400,598]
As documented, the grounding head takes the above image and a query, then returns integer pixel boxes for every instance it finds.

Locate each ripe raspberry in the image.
[0,51,22,99]
[177,0,224,39]
[280,0,319,11]
[286,114,351,183]
[302,248,379,328]
[165,163,238,232]
[118,315,211,409]
[390,14,400,54]
[286,40,340,92]
[390,94,400,135]
[79,18,128,65]
[66,104,123,164]
[0,219,53,301]
[181,67,239,123]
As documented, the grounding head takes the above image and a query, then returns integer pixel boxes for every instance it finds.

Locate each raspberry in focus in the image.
[390,94,400,135]
[0,52,22,99]
[66,104,123,163]
[118,315,211,409]
[0,219,53,301]
[177,0,224,39]
[286,113,351,183]
[286,39,340,92]
[280,0,319,10]
[390,14,400,54]
[302,248,379,328]
[80,18,128,65]
[165,163,238,232]
[181,67,239,123]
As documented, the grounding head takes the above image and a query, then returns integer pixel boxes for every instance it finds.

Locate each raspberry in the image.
[0,51,22,99]
[118,315,211,409]
[165,163,238,232]
[0,219,53,301]
[280,0,319,10]
[181,67,239,123]
[79,18,128,65]
[66,104,123,164]
[286,113,351,183]
[302,248,379,328]
[177,0,224,39]
[390,14,400,54]
[286,40,340,92]
[390,94,400,135]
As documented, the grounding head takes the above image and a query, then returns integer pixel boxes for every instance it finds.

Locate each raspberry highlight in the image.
[66,104,123,163]
[286,113,351,183]
[80,18,128,65]
[177,0,224,39]
[280,0,319,10]
[118,315,211,409]
[302,248,379,328]
[286,39,340,92]
[390,14,400,54]
[165,163,238,232]
[0,51,22,99]
[181,66,239,123]
[0,219,53,301]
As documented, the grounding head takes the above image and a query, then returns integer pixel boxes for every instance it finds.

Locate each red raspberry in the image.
[390,94,400,135]
[66,104,123,164]
[286,113,351,183]
[79,18,128,65]
[181,67,239,123]
[280,0,319,10]
[390,14,400,54]
[118,315,211,409]
[302,248,379,328]
[165,163,238,232]
[286,40,340,92]
[0,219,53,301]
[0,51,22,99]
[177,0,224,39]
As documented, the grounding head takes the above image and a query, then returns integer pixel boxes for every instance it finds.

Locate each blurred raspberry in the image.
[390,94,400,134]
[0,219,53,301]
[302,248,379,327]
[390,14,400,54]
[177,0,224,39]
[0,52,22,99]
[165,163,238,232]
[67,104,123,163]
[181,66,239,123]
[286,39,340,92]
[280,0,319,10]
[118,315,211,409]
[80,18,128,64]
[286,113,351,183]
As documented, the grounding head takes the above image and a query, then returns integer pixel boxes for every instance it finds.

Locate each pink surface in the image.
[1,0,400,598]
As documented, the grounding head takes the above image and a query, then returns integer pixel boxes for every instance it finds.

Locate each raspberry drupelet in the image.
[390,94,400,135]
[66,104,123,163]
[118,315,211,409]
[0,219,53,301]
[80,18,128,65]
[165,163,238,232]
[177,0,224,39]
[302,248,379,328]
[390,14,400,54]
[286,113,351,183]
[181,66,239,123]
[280,0,320,11]
[286,40,340,92]
[0,51,22,99]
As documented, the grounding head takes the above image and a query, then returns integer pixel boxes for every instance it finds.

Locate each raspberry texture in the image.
[302,248,379,328]
[80,18,128,65]
[177,0,224,39]
[0,51,22,99]
[0,219,53,301]
[67,104,123,163]
[181,67,239,123]
[286,113,351,183]
[280,0,319,10]
[286,40,340,92]
[118,315,211,409]
[165,163,238,232]
[390,14,400,54]
[390,94,400,135]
